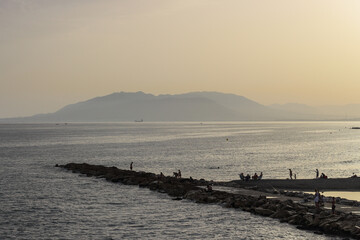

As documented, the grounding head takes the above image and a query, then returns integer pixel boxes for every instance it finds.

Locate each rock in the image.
[172,197,182,201]
[288,214,306,225]
[254,199,266,207]
[254,208,274,216]
[148,181,160,190]
[271,209,291,219]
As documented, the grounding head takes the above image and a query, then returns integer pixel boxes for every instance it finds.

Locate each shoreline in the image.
[57,163,360,239]
[227,178,360,192]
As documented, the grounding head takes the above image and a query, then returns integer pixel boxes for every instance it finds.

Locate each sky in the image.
[1,0,360,118]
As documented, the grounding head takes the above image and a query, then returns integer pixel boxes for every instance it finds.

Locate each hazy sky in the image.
[1,0,360,118]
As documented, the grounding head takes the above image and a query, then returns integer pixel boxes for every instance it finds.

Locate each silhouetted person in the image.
[332,197,336,214]
[314,189,320,209]
[239,173,245,181]
[259,172,263,180]
[245,174,250,181]
[289,169,293,180]
[252,172,258,180]
[315,169,319,179]
[130,162,133,171]
[178,170,181,178]
[206,184,213,192]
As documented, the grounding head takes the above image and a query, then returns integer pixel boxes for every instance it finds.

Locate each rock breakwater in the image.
[57,163,360,239]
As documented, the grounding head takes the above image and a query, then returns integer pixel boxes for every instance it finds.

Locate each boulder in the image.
[271,209,291,219]
[255,208,274,216]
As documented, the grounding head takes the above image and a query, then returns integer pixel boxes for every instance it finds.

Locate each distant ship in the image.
[134,119,143,122]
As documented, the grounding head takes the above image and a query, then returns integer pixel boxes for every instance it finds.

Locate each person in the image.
[294,173,297,180]
[314,189,320,209]
[206,184,213,192]
[289,169,293,180]
[178,170,181,178]
[259,172,263,180]
[130,162,133,171]
[315,169,319,179]
[239,173,245,181]
[252,172,258,180]
[319,193,324,207]
[332,197,336,214]
[351,173,358,178]
[245,174,250,181]
[159,172,164,178]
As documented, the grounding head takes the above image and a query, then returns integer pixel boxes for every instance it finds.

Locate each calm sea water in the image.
[1,122,359,239]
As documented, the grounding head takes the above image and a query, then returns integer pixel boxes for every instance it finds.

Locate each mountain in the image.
[1,91,358,122]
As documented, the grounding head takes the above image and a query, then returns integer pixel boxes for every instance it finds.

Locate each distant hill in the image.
[1,91,358,122]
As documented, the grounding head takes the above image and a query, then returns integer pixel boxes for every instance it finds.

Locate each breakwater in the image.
[57,163,360,239]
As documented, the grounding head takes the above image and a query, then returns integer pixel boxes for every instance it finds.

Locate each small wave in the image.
[208,167,220,169]
[245,152,255,155]
[340,160,353,164]
[107,202,125,206]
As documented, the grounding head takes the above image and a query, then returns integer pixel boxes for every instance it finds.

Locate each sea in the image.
[1,121,359,240]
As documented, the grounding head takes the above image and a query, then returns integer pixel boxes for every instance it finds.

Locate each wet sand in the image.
[212,185,360,215]
[229,177,360,191]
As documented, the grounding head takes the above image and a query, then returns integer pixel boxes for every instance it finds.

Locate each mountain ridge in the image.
[1,91,359,122]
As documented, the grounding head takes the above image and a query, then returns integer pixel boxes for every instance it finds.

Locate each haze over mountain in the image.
[1,91,360,123]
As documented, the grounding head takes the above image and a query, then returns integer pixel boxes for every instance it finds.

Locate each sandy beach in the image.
[229,177,360,191]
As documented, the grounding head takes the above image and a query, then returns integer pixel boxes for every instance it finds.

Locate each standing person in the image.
[178,170,181,178]
[332,197,336,214]
[289,169,293,180]
[316,169,319,179]
[259,172,263,180]
[130,162,133,171]
[314,189,320,209]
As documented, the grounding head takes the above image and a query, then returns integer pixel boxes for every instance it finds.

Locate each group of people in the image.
[130,162,182,179]
[315,169,328,179]
[314,189,336,214]
[173,170,182,178]
[288,168,330,180]
[239,172,263,181]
